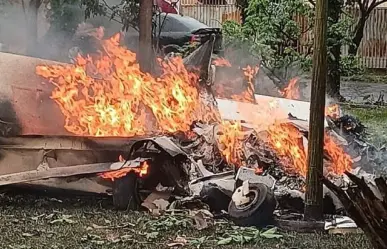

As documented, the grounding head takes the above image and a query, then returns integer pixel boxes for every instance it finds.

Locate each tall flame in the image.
[280,78,300,100]
[268,122,353,177]
[36,33,210,136]
[36,31,352,178]
[217,120,244,165]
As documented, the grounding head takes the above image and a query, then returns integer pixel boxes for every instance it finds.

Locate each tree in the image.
[348,0,387,55]
[326,0,352,99]
[81,0,156,71]
[138,0,153,72]
[235,0,248,24]
[81,0,140,32]
[22,0,43,56]
[231,0,313,82]
[304,0,328,220]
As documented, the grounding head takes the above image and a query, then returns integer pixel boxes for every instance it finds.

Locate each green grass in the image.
[0,190,372,249]
[342,74,387,84]
[343,107,387,145]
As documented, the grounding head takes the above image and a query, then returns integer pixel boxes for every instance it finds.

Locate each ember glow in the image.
[100,161,150,181]
[36,33,211,136]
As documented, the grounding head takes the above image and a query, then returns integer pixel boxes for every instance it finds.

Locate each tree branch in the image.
[367,0,387,16]
[307,0,316,6]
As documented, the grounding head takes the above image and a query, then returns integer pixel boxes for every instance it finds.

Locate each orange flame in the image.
[280,78,300,100]
[268,122,353,177]
[231,65,258,103]
[36,30,352,177]
[268,122,307,176]
[100,161,149,181]
[36,32,212,137]
[324,135,352,175]
[217,121,244,165]
[325,104,340,119]
[212,58,231,67]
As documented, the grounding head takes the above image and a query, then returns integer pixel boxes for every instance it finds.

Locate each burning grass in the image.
[0,189,372,249]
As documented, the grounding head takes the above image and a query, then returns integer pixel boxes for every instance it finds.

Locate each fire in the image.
[216,65,259,165]
[268,122,353,177]
[325,104,340,119]
[268,122,307,176]
[36,29,352,178]
[212,58,231,67]
[280,78,300,100]
[230,65,258,103]
[217,121,244,165]
[36,32,211,137]
[100,161,149,181]
[324,135,352,175]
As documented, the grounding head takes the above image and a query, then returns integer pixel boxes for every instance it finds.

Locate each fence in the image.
[180,1,387,69]
[179,0,241,28]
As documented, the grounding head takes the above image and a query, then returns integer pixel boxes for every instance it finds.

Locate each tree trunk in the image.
[326,0,343,100]
[26,0,42,56]
[236,0,248,24]
[348,16,366,56]
[327,43,341,99]
[138,0,154,73]
[304,0,328,221]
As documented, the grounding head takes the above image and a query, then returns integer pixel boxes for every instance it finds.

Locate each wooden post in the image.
[304,0,328,220]
[138,0,154,73]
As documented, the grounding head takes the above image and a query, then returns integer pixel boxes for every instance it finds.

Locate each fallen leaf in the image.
[120,234,132,241]
[92,224,109,229]
[22,233,35,237]
[45,214,55,219]
[168,236,188,247]
[145,231,159,240]
[260,227,283,239]
[31,214,44,221]
[50,215,76,224]
[217,237,233,245]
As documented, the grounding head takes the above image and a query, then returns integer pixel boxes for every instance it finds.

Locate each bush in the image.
[340,55,365,77]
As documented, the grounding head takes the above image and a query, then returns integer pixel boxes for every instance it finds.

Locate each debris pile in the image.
[32,29,387,230]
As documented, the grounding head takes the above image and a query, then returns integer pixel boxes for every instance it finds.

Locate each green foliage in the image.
[80,0,140,31]
[223,0,313,79]
[216,227,282,245]
[224,0,362,80]
[47,0,83,34]
[340,55,364,76]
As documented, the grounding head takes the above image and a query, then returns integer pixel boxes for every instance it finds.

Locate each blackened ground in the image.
[0,188,371,249]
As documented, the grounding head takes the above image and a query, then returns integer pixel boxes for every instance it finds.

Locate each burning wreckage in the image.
[0,31,385,230]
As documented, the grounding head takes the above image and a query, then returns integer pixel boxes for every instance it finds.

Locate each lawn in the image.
[0,189,372,249]
[343,106,387,145]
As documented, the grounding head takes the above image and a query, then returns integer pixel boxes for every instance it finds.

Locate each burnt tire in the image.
[228,183,276,228]
[112,173,140,211]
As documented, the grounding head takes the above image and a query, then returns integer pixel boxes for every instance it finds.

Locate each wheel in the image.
[228,183,276,228]
[112,173,140,211]
[200,184,231,213]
